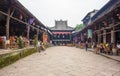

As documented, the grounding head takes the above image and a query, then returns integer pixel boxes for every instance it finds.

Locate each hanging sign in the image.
[88,29,92,38]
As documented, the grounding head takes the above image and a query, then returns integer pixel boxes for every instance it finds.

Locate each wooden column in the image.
[99,31,101,43]
[111,27,115,43]
[37,29,39,41]
[103,30,106,43]
[5,8,10,49]
[98,30,100,44]
[6,7,14,39]
[6,8,11,40]
[27,26,30,40]
[80,33,83,41]
[27,25,30,45]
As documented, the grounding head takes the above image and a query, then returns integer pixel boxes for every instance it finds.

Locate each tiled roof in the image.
[91,0,120,21]
[50,20,74,30]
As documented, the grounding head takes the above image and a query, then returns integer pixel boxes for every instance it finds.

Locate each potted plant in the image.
[18,36,24,49]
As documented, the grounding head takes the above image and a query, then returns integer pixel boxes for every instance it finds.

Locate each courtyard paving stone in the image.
[0,46,120,76]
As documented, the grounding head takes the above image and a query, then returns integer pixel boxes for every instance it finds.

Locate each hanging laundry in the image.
[29,18,35,25]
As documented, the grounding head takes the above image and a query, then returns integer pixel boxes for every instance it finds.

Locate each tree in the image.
[75,24,84,31]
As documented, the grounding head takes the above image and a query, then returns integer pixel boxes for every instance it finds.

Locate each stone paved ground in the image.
[0,46,120,76]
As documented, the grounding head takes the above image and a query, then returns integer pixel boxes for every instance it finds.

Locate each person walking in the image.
[85,41,88,51]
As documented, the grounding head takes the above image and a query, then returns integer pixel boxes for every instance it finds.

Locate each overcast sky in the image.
[18,0,109,27]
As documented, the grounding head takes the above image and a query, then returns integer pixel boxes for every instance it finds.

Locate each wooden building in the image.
[77,0,120,46]
[49,20,74,45]
[73,10,98,44]
[0,0,49,49]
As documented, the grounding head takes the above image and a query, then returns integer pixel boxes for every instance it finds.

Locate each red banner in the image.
[43,35,48,43]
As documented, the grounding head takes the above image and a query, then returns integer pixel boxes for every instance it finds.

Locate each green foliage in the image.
[0,53,20,68]
[20,48,37,58]
[75,24,84,31]
[0,48,37,69]
[18,36,24,48]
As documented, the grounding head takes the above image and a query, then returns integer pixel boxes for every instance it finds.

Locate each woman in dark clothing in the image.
[85,41,88,51]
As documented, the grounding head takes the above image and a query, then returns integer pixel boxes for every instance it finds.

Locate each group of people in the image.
[10,36,29,48]
[93,42,120,55]
[0,35,29,49]
[94,43,111,54]
[83,41,120,55]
